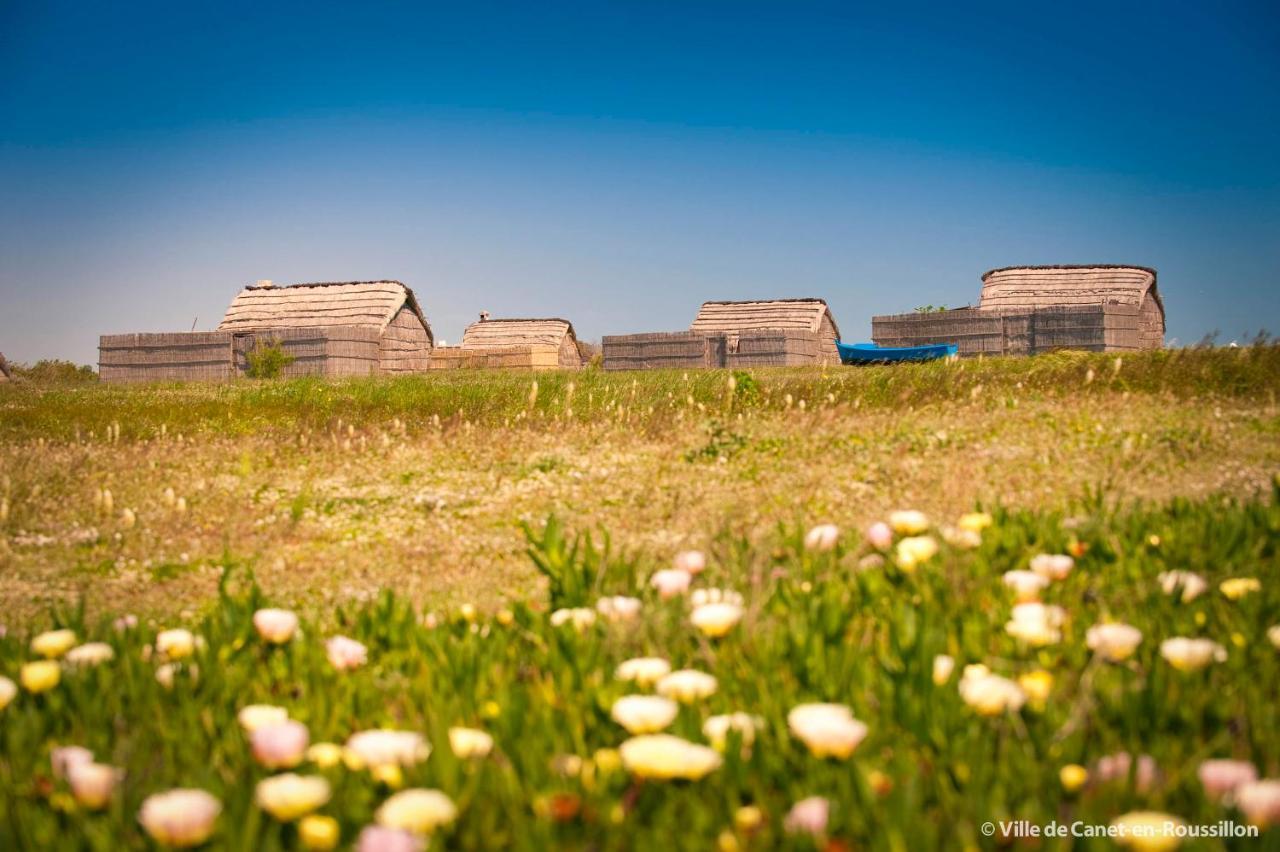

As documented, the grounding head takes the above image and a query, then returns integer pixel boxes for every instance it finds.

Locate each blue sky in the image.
[2,1,1278,364]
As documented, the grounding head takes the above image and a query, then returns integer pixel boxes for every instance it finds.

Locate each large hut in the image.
[431,315,583,370]
[604,297,842,370]
[100,280,434,382]
[872,265,1165,356]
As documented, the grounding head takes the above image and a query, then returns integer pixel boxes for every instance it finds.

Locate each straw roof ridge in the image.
[473,317,578,336]
[221,279,432,341]
[981,264,1158,281]
[700,297,832,306]
[978,265,1163,322]
[692,297,841,340]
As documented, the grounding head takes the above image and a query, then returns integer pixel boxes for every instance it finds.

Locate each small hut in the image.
[604,297,842,370]
[100,279,434,382]
[431,316,583,370]
[872,265,1165,355]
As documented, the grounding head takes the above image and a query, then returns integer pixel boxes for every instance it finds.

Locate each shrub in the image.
[244,339,295,379]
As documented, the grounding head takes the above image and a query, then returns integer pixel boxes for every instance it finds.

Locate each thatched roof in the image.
[217,280,432,343]
[979,266,1163,321]
[460,317,578,349]
[690,298,841,340]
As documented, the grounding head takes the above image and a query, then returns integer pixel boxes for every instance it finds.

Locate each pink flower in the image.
[139,789,221,847]
[673,550,706,574]
[784,796,830,835]
[804,524,839,552]
[356,826,425,852]
[251,721,310,769]
[649,569,691,600]
[51,746,95,780]
[1093,752,1157,792]
[1236,780,1280,826]
[1198,759,1258,801]
[326,636,368,671]
[865,522,893,550]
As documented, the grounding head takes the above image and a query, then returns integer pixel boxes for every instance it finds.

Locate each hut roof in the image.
[217,280,432,342]
[689,298,841,340]
[979,266,1163,320]
[460,318,578,349]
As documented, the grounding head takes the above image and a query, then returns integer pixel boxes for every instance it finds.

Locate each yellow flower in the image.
[459,604,477,623]
[448,727,493,759]
[0,676,17,710]
[895,535,938,571]
[734,805,764,833]
[1017,670,1053,707]
[306,743,344,769]
[31,629,77,659]
[958,512,992,533]
[787,703,869,759]
[1086,623,1143,662]
[139,789,221,848]
[1059,764,1089,793]
[656,669,717,703]
[298,814,340,850]
[618,734,722,780]
[690,603,743,638]
[1110,811,1185,851]
[1220,577,1261,601]
[20,660,60,693]
[255,774,331,821]
[611,695,679,734]
[371,763,404,789]
[615,657,671,687]
[717,829,740,852]
[495,608,515,626]
[889,510,929,534]
[375,788,459,834]
[1160,637,1226,671]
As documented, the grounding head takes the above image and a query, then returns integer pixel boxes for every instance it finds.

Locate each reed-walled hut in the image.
[431,315,583,370]
[604,297,843,370]
[100,279,435,382]
[872,265,1165,356]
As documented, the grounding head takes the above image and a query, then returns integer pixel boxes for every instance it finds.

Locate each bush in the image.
[244,339,295,379]
[9,359,98,383]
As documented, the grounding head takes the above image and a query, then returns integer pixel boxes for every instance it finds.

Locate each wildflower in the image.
[1109,812,1184,851]
[1236,779,1280,826]
[138,789,221,848]
[932,654,955,685]
[0,676,15,710]
[703,713,763,752]
[958,665,1026,715]
[1094,752,1158,791]
[356,826,424,852]
[615,657,671,687]
[65,642,115,667]
[1198,759,1257,801]
[1017,670,1053,707]
[52,746,95,779]
[1002,570,1049,602]
[344,730,430,770]
[251,720,310,769]
[1086,623,1143,662]
[734,805,764,833]
[254,608,299,644]
[31,628,77,658]
[255,773,331,821]
[299,814,341,850]
[656,669,718,703]
[690,588,744,607]
[1059,764,1089,793]
[650,569,692,599]
[307,742,344,769]
[155,628,196,660]
[691,602,743,638]
[375,789,459,834]
[495,608,514,626]
[238,704,290,733]
[120,508,137,529]
[865,522,893,550]
[804,523,840,552]
[673,550,706,574]
[458,604,477,623]
[593,747,622,774]
[549,608,596,631]
[1160,637,1227,671]
[114,614,139,632]
[942,526,982,549]
[783,796,830,836]
[1005,603,1065,646]
[1158,571,1208,602]
[20,660,60,693]
[958,512,993,533]
[595,596,642,623]
[448,727,493,759]
[1030,553,1074,581]
[889,510,929,535]
[787,703,868,759]
[67,762,121,810]
[895,535,939,571]
[611,695,679,734]
[1220,577,1261,600]
[325,636,368,671]
[371,764,404,789]
[618,734,722,780]
[1269,625,1280,650]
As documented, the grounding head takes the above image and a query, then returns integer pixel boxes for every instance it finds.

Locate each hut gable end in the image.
[690,299,842,341]
[979,266,1162,316]
[460,318,577,350]
[217,280,433,344]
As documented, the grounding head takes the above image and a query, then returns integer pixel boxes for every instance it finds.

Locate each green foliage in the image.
[522,515,617,608]
[8,359,98,384]
[684,418,747,462]
[913,305,948,313]
[244,339,295,379]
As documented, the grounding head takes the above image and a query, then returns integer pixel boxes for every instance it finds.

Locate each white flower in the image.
[895,535,938,570]
[689,588,744,607]
[702,712,763,751]
[325,635,368,671]
[656,669,717,703]
[804,524,840,552]
[255,773,331,821]
[650,569,692,599]
[1002,570,1049,602]
[67,762,121,810]
[615,657,671,688]
[932,655,955,685]
[550,608,597,631]
[1235,779,1280,826]
[690,602,743,638]
[787,704,868,759]
[1269,625,1280,650]
[155,629,197,660]
[238,704,290,733]
[1160,637,1227,671]
[1085,623,1143,662]
[1158,570,1209,602]
[52,745,95,779]
[595,596,642,623]
[958,664,1026,715]
[1029,553,1074,581]
[448,727,493,759]
[0,676,16,710]
[344,730,431,769]
[618,734,721,780]
[65,642,115,667]
[1005,603,1065,646]
[611,695,679,734]
[376,789,458,834]
[253,608,299,644]
[138,789,221,848]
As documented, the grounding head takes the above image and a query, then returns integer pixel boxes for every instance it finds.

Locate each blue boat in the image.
[836,341,957,364]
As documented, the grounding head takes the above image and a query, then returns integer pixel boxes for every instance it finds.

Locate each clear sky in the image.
[2,1,1278,365]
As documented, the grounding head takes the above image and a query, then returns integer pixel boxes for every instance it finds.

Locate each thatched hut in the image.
[100,279,435,382]
[604,297,843,370]
[872,265,1165,355]
[431,316,583,370]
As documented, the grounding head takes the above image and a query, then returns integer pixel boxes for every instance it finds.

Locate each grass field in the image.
[1,347,1279,848]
